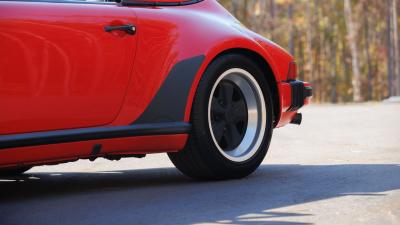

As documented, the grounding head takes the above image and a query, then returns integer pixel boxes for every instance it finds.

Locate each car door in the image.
[0,1,137,135]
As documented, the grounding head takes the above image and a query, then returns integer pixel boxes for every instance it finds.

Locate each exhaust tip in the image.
[290,113,302,125]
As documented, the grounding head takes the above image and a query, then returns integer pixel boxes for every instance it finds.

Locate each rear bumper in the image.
[287,80,313,111]
[276,80,312,127]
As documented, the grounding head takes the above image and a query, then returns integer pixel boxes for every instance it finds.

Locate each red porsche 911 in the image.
[0,0,312,179]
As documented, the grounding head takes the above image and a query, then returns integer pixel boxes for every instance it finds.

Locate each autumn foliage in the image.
[219,0,400,103]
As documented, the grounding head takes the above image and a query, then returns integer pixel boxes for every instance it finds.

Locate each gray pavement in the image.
[0,103,399,225]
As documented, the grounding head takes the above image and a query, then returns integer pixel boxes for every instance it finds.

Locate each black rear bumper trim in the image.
[304,86,313,98]
[0,122,190,150]
[287,80,313,112]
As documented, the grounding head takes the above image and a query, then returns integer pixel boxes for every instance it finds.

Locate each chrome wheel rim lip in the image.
[208,68,266,162]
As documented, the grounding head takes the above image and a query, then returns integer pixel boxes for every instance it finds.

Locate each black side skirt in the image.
[0,122,190,150]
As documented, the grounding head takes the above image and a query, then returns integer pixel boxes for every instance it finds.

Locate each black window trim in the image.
[1,0,116,5]
[0,0,204,6]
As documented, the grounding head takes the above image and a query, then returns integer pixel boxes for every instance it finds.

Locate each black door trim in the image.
[0,122,190,150]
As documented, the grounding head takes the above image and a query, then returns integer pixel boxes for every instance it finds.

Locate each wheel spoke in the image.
[211,96,225,115]
[229,124,242,143]
[212,120,226,142]
[232,100,247,123]
[219,82,234,107]
[224,123,242,150]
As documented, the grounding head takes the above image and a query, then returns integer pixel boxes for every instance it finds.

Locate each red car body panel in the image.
[0,0,311,169]
[0,2,138,134]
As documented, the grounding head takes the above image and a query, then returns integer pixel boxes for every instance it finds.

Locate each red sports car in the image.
[0,0,312,179]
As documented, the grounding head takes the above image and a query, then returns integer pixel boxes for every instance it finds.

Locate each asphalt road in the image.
[1,103,399,225]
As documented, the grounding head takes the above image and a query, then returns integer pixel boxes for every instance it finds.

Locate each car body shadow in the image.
[0,164,399,225]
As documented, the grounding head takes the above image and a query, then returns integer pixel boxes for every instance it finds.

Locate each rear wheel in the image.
[168,54,274,180]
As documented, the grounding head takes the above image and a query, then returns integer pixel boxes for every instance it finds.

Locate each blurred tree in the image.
[344,0,362,102]
[392,0,400,96]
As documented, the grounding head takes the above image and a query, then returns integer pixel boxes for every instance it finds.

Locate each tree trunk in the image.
[398,0,400,96]
[306,1,314,83]
[288,2,295,55]
[387,0,394,97]
[344,0,363,102]
[363,2,373,100]
[392,0,400,96]
[242,0,249,27]
[231,0,240,19]
[269,0,276,40]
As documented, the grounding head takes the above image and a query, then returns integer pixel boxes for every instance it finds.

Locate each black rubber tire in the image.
[0,167,31,176]
[168,53,274,180]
